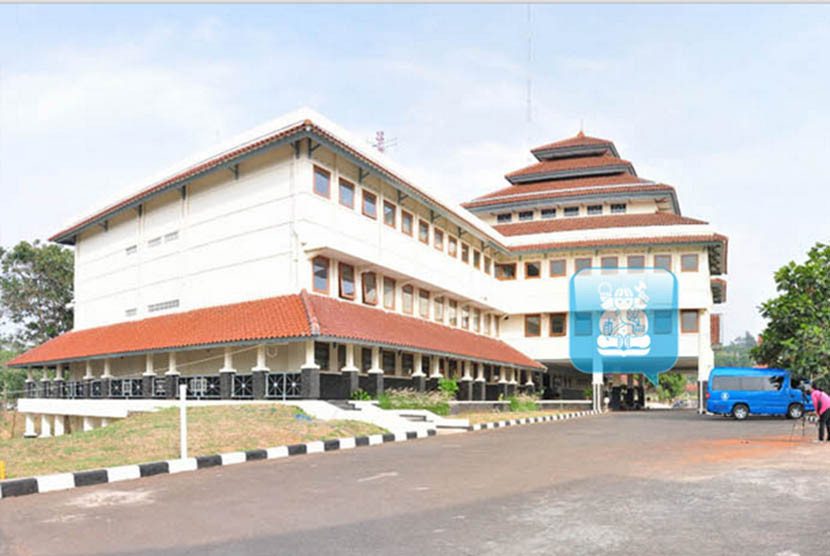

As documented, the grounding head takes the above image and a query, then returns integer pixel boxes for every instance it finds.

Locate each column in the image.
[219,347,236,399]
[365,346,383,397]
[101,358,112,398]
[525,369,536,394]
[143,354,156,399]
[25,367,34,398]
[508,367,518,397]
[394,352,403,376]
[53,415,66,437]
[300,340,320,399]
[54,364,65,399]
[412,353,425,392]
[24,413,37,438]
[341,344,359,398]
[39,414,52,438]
[101,418,112,428]
[473,363,486,400]
[252,344,270,400]
[165,352,180,400]
[697,308,712,414]
[592,371,604,412]
[84,360,94,398]
[458,360,473,401]
[39,368,50,398]
[498,366,509,399]
[82,416,95,432]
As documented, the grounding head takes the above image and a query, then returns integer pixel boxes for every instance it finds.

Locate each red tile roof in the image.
[531,132,614,153]
[9,292,543,370]
[469,174,650,203]
[506,152,634,181]
[509,233,728,253]
[494,213,707,236]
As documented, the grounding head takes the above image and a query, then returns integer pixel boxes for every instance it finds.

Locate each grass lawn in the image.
[0,405,385,479]
[451,409,574,425]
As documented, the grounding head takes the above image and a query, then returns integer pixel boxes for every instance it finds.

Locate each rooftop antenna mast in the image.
[372,130,398,154]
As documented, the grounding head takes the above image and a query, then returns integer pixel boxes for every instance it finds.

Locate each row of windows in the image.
[311,255,500,336]
[125,230,179,256]
[522,310,700,337]
[313,165,495,275]
[494,253,700,281]
[496,203,627,224]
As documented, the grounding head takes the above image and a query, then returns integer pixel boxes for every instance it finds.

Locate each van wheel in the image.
[732,404,749,420]
[787,403,804,419]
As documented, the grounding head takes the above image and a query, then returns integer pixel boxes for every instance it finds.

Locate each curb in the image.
[466,409,601,431]
[0,429,436,500]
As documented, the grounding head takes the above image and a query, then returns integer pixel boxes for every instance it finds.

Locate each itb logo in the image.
[569,267,679,385]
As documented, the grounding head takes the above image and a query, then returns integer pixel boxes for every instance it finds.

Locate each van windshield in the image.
[712,375,784,391]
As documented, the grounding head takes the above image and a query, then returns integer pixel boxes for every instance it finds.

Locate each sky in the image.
[1,4,829,343]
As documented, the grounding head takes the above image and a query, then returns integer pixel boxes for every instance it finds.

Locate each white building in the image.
[9,108,726,434]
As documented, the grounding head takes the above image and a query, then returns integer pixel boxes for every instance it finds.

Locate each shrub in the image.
[350,388,372,401]
[508,392,539,412]
[377,388,452,416]
[437,377,458,396]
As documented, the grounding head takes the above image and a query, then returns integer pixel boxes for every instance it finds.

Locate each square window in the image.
[627,255,645,269]
[434,229,444,251]
[518,211,533,221]
[525,314,541,337]
[312,256,329,293]
[575,257,592,272]
[587,205,603,215]
[313,166,330,198]
[339,179,355,208]
[497,213,512,223]
[564,206,579,217]
[681,254,699,272]
[601,256,618,270]
[362,272,378,305]
[362,191,377,219]
[525,261,541,279]
[419,289,430,318]
[541,208,556,219]
[418,220,430,244]
[549,313,567,336]
[448,237,457,257]
[339,263,355,300]
[402,285,414,314]
[681,310,699,333]
[383,277,396,309]
[495,263,516,280]
[550,259,566,277]
[611,203,627,214]
[383,201,396,228]
[401,211,413,236]
[654,254,672,271]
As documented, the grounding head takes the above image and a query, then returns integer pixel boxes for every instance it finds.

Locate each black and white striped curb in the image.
[467,409,601,431]
[0,429,435,500]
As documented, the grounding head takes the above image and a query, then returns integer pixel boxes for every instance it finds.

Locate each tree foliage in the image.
[656,373,686,401]
[0,240,74,348]
[714,331,757,367]
[752,242,830,384]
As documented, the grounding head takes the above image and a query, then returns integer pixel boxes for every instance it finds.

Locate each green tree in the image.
[0,240,74,348]
[752,242,830,386]
[714,331,757,367]
[656,373,686,401]
[0,342,25,402]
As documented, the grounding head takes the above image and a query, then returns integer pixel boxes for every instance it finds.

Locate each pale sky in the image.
[2,4,829,343]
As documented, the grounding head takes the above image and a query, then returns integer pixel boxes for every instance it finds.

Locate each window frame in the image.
[434,229,444,251]
[313,165,331,199]
[654,254,672,271]
[587,204,603,216]
[383,276,396,310]
[473,250,481,269]
[627,255,645,268]
[541,208,556,219]
[564,206,579,217]
[525,261,541,279]
[418,219,430,245]
[338,178,355,208]
[418,289,430,318]
[495,263,517,281]
[549,313,567,337]
[338,263,356,300]
[575,257,592,273]
[461,305,470,330]
[610,203,627,214]
[461,243,470,263]
[401,210,414,236]
[362,190,377,219]
[549,259,566,277]
[434,296,444,322]
[601,256,619,269]
[312,256,330,294]
[518,210,534,222]
[681,309,699,333]
[681,253,699,272]
[362,271,378,306]
[401,285,414,314]
[448,299,458,326]
[382,200,396,228]
[496,213,513,224]
[524,314,542,337]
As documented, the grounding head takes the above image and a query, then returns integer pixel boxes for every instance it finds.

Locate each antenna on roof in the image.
[372,131,398,153]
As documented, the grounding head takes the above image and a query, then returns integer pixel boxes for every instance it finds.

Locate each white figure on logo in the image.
[596,281,651,357]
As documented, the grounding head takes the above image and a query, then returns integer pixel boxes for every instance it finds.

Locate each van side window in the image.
[768,375,784,391]
[712,376,740,390]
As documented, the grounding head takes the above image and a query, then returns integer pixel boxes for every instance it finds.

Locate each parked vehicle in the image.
[706,367,813,420]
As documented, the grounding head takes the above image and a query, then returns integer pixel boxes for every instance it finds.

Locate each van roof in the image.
[710,367,788,376]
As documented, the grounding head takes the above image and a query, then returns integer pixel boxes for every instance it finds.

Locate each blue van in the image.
[706,367,813,420]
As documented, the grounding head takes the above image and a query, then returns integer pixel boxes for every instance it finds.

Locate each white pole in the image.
[179,383,187,460]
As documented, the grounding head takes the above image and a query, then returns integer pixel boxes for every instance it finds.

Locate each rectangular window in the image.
[495,263,517,280]
[495,317,500,337]
[448,299,458,326]
[541,208,556,219]
[601,256,618,271]
[362,272,378,305]
[549,259,566,277]
[473,308,481,332]
[681,310,699,333]
[164,231,179,243]
[484,313,491,334]
[401,211,413,236]
[362,190,377,219]
[654,254,672,271]
[448,236,458,257]
[382,350,396,374]
[148,237,161,248]
[383,201,396,228]
[564,206,579,217]
[611,203,627,214]
[418,220,430,244]
[525,261,541,279]
[402,285,414,314]
[681,254,699,272]
[434,229,444,251]
[148,299,179,313]
[484,256,492,274]
[125,308,137,317]
[314,341,330,371]
[525,314,541,337]
[125,245,137,255]
[587,205,603,215]
[473,250,481,269]
[574,312,592,336]
[339,179,355,208]
[497,213,512,223]
[419,289,430,318]
[434,296,444,321]
[461,244,470,263]
[461,305,470,329]
[313,166,330,198]
[383,277,396,309]
[518,210,533,221]
[575,257,592,272]
[550,313,567,336]
[627,255,645,268]
[312,256,329,293]
[361,348,372,372]
[654,310,673,334]
[339,263,355,300]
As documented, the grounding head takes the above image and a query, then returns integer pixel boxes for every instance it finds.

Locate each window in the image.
[448,237,457,257]
[564,206,579,217]
[419,289,430,318]
[627,255,645,269]
[314,341,330,371]
[574,312,592,336]
[484,256,492,274]
[473,308,481,332]
[654,310,673,334]
[461,244,469,263]
[402,285,414,314]
[601,256,618,270]
[550,313,567,336]
[125,308,137,317]
[434,229,444,251]
[418,220,430,244]
[125,245,137,255]
[518,211,533,221]
[541,208,556,219]
[461,305,470,329]
[164,231,179,243]
[550,259,566,277]
[362,272,378,305]
[362,190,377,219]
[575,257,592,272]
[654,254,672,271]
[339,263,355,300]
[148,299,179,313]
[401,211,413,236]
[383,201,396,228]
[148,237,162,248]
[382,350,396,374]
[434,296,444,321]
[339,179,355,208]
[495,263,517,280]
[681,254,699,272]
[587,205,603,215]
[484,313,491,334]
[361,348,372,372]
[525,261,541,279]
[383,277,396,309]
[448,299,458,326]
[681,310,699,333]
[525,314,541,337]
[497,213,512,223]
[313,166,330,198]
[473,250,481,269]
[495,317,500,336]
[611,203,627,214]
[312,256,329,293]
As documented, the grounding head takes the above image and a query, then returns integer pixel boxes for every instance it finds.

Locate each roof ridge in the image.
[300,289,321,336]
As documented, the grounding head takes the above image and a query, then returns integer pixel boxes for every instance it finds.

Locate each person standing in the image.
[809,385,830,442]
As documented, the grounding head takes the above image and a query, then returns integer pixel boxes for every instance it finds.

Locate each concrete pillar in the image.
[301,340,321,399]
[412,353,425,392]
[101,417,112,428]
[698,308,713,414]
[101,358,112,398]
[458,360,473,401]
[472,363,486,400]
[165,352,180,400]
[143,353,156,398]
[25,368,34,398]
[82,416,95,432]
[429,355,441,379]
[53,415,66,437]
[39,371,50,398]
[54,364,65,399]
[219,347,236,399]
[341,343,359,397]
[39,414,52,438]
[24,413,37,438]
[252,344,271,400]
[592,371,604,412]
[84,360,94,398]
[498,366,509,399]
[395,352,403,376]
[363,346,383,397]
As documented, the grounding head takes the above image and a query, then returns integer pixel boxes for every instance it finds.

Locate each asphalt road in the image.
[1,410,829,556]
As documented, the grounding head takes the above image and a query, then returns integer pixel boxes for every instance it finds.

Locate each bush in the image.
[508,392,539,412]
[437,377,458,396]
[350,388,372,401]
[377,388,452,416]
